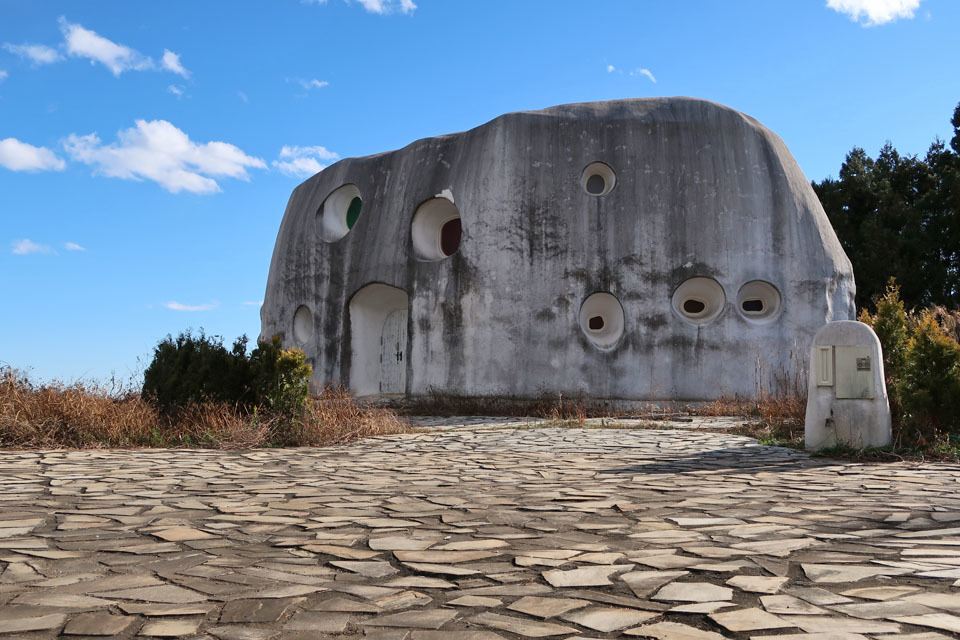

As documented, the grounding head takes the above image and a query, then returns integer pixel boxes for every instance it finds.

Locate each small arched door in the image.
[380,309,407,394]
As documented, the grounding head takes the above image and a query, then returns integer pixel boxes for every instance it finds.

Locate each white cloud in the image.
[63,119,267,194]
[243,300,263,306]
[168,84,184,97]
[0,138,67,172]
[0,70,6,82]
[11,239,52,255]
[161,49,189,77]
[273,145,339,178]
[64,242,85,251]
[5,20,186,78]
[304,0,416,13]
[297,78,329,90]
[630,67,656,83]
[826,0,922,26]
[164,301,219,312]
[59,17,155,76]
[2,43,62,65]
[238,91,249,103]
[606,65,615,73]
[355,0,416,14]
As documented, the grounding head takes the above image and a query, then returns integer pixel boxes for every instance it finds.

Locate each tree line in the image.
[812,102,960,311]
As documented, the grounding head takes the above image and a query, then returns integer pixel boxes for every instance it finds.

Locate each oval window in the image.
[411,197,463,261]
[737,281,781,322]
[672,277,726,325]
[580,162,616,196]
[586,174,606,195]
[440,217,462,257]
[579,293,625,350]
[346,196,362,230]
[683,299,706,315]
[317,184,362,242]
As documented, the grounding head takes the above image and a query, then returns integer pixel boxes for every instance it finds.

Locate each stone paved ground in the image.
[2,421,960,639]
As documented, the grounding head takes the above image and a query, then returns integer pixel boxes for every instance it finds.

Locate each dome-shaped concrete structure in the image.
[261,97,855,400]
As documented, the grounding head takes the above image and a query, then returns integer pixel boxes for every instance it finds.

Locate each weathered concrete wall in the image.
[261,97,855,400]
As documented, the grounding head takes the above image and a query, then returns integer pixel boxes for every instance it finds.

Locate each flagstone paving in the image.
[1,420,960,638]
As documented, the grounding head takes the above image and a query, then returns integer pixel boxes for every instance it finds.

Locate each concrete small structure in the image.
[261,97,855,400]
[804,321,891,450]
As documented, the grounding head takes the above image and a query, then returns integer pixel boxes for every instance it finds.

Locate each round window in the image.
[682,299,706,315]
[737,281,781,322]
[580,162,616,196]
[411,197,463,261]
[579,293,625,350]
[672,277,726,325]
[317,184,362,242]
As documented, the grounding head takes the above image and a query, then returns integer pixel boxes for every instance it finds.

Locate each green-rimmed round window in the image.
[346,197,362,230]
[317,184,361,242]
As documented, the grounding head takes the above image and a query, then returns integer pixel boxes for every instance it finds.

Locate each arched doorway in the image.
[348,284,409,396]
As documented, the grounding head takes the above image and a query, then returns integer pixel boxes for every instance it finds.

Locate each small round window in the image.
[672,277,726,325]
[579,293,625,350]
[411,197,462,261]
[683,299,706,315]
[580,162,616,196]
[317,184,362,242]
[737,281,781,323]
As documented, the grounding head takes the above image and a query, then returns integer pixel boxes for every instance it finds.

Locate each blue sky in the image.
[2,0,958,384]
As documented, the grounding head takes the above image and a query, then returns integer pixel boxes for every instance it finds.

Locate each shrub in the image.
[142,331,251,415]
[248,335,312,417]
[858,279,910,379]
[141,331,313,425]
[898,310,960,438]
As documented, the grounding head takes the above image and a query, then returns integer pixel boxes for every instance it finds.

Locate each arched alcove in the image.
[292,305,314,345]
[348,283,409,396]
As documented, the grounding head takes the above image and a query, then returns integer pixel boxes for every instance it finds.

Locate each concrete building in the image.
[261,97,855,400]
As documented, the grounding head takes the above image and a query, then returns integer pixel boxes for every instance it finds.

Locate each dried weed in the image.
[0,368,410,449]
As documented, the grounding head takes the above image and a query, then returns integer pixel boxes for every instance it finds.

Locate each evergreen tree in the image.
[813,101,960,311]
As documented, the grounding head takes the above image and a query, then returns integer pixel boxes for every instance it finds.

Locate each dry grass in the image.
[695,353,807,447]
[282,386,411,446]
[0,369,156,448]
[0,368,410,449]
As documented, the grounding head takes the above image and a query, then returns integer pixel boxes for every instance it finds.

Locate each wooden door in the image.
[380,309,407,394]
